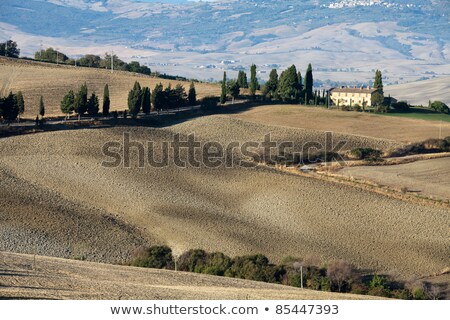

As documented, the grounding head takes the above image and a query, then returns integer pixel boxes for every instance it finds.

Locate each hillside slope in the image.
[0,120,448,279]
[0,251,376,300]
[385,77,450,106]
[0,57,220,117]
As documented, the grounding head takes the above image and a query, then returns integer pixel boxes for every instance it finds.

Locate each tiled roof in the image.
[330,87,378,94]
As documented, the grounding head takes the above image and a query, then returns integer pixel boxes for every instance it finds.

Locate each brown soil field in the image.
[0,118,448,280]
[0,252,376,300]
[0,57,220,117]
[231,105,450,143]
[340,157,450,201]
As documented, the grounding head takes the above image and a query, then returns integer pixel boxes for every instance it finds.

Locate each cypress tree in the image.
[16,91,24,117]
[61,90,75,116]
[102,84,110,116]
[277,65,300,102]
[141,87,151,114]
[188,82,197,106]
[228,79,240,103]
[39,96,45,117]
[128,81,142,117]
[372,70,384,106]
[249,64,258,98]
[264,69,278,99]
[87,92,99,116]
[3,92,19,121]
[305,63,313,103]
[152,83,164,110]
[374,70,384,94]
[297,72,303,93]
[74,83,88,115]
[237,71,248,88]
[220,71,227,104]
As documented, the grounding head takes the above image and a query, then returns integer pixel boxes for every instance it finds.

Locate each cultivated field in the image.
[230,105,450,143]
[0,57,220,117]
[0,252,375,300]
[340,157,450,201]
[0,118,448,280]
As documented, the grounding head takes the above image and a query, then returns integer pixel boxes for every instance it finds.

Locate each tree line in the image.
[128,81,197,117]
[34,48,152,76]
[60,83,109,118]
[0,40,20,58]
[130,246,443,300]
[218,63,318,105]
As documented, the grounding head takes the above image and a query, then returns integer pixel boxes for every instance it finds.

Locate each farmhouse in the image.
[330,87,378,107]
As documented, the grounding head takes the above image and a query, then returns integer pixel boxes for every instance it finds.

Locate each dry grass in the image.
[339,157,450,201]
[0,118,448,280]
[0,251,377,300]
[0,57,220,117]
[231,104,450,143]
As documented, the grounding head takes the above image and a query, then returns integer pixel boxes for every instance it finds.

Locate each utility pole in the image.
[300,265,303,289]
[56,48,59,65]
[5,39,7,57]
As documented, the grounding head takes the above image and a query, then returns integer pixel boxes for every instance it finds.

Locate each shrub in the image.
[203,252,232,276]
[391,101,410,111]
[225,254,285,283]
[327,260,354,292]
[349,148,382,160]
[352,104,362,112]
[422,138,449,151]
[178,249,208,273]
[412,287,426,300]
[130,245,173,269]
[375,105,388,113]
[350,282,368,295]
[430,101,449,114]
[201,96,219,113]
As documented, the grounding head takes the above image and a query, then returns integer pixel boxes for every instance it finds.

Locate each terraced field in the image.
[0,57,220,117]
[0,117,448,280]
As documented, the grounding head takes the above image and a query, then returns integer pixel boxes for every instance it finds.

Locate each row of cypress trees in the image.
[128,81,197,117]
[221,63,314,103]
[263,63,314,103]
[60,84,109,117]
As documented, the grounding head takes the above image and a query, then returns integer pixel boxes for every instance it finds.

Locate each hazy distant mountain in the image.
[0,0,449,84]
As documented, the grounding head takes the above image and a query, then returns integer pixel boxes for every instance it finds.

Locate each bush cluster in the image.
[200,96,220,113]
[349,148,382,161]
[388,138,450,157]
[129,246,444,299]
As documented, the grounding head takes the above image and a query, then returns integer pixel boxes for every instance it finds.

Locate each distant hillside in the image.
[0,57,220,117]
[0,0,448,82]
[0,251,377,300]
[385,77,450,106]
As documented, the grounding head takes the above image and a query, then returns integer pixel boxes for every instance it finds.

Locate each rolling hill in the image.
[1,119,448,280]
[0,0,449,83]
[0,251,376,300]
[0,57,220,117]
[385,77,450,106]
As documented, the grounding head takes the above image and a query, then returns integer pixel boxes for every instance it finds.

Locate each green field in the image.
[377,107,450,122]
